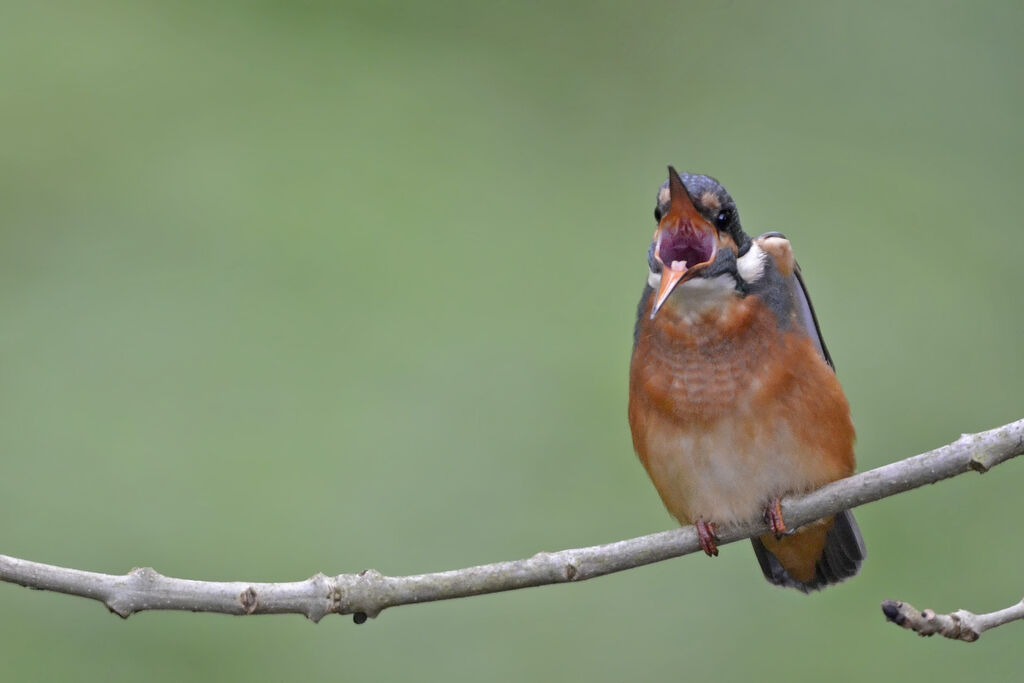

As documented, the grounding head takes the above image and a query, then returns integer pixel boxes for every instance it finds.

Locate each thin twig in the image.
[1,418,1022,623]
[881,598,1024,642]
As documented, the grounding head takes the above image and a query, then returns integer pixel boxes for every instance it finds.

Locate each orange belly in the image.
[629,293,855,578]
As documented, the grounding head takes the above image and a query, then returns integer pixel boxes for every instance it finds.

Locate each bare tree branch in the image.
[1,418,1022,623]
[881,598,1024,642]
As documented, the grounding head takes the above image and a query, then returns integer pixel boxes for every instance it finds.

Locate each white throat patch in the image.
[647,270,738,319]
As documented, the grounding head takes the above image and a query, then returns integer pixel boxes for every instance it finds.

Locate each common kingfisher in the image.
[628,167,865,591]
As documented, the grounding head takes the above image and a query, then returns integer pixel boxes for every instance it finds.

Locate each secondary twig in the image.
[1,418,1022,623]
[881,598,1024,642]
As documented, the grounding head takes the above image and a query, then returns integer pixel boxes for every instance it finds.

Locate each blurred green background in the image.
[2,1,1022,680]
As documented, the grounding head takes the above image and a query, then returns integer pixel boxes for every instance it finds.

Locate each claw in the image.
[696,519,719,557]
[764,498,786,539]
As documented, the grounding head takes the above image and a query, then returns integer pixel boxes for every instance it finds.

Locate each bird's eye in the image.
[715,210,730,228]
[654,207,663,221]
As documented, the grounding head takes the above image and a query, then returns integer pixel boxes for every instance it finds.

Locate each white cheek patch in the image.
[647,269,661,289]
[737,242,767,284]
[657,186,670,206]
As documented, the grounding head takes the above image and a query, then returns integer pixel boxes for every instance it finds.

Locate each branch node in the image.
[239,586,258,614]
[128,566,162,583]
[304,573,333,623]
[344,569,386,620]
[950,610,979,642]
[968,448,993,473]
[103,566,166,618]
[105,602,134,619]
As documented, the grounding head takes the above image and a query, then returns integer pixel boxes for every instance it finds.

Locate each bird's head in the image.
[647,167,750,317]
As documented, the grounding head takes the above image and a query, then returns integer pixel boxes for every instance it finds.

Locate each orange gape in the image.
[629,167,864,592]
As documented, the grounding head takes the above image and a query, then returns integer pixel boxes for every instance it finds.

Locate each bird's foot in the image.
[696,519,719,557]
[763,498,786,539]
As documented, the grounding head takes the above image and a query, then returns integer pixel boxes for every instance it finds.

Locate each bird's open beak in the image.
[650,167,719,318]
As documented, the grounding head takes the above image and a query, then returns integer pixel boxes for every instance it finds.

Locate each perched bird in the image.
[628,167,865,592]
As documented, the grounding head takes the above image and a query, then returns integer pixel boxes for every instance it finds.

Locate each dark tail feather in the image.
[751,510,866,593]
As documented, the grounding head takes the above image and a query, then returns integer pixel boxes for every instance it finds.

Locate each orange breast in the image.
[628,291,855,527]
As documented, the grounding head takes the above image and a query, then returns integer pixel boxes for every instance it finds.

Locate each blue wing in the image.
[792,264,834,369]
[755,231,834,370]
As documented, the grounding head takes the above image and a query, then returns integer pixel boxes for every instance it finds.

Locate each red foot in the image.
[763,498,787,539]
[696,519,719,557]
